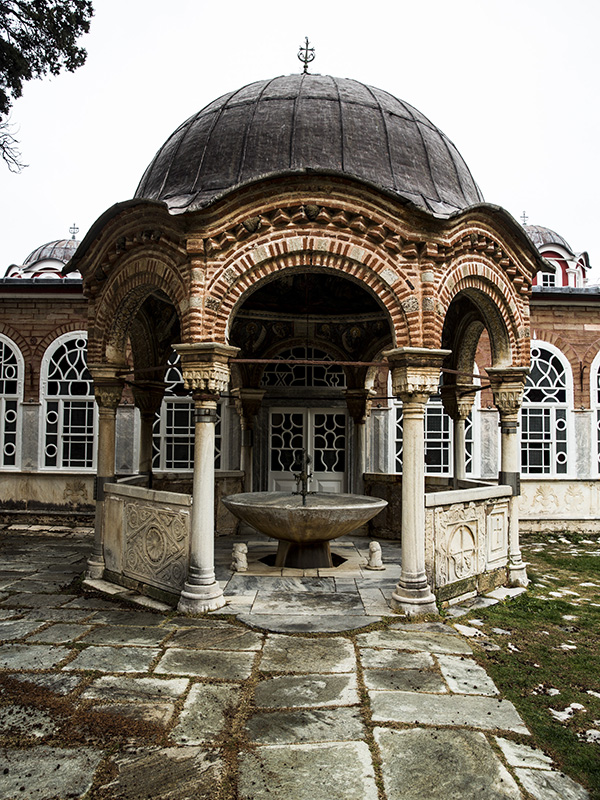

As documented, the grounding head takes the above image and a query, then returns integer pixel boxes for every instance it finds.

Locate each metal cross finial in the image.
[520,211,528,226]
[69,223,79,240]
[298,37,315,74]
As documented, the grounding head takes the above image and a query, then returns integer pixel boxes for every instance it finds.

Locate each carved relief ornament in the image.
[182,363,231,394]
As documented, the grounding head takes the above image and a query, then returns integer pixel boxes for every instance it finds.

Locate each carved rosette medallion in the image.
[123,501,189,592]
[433,502,485,587]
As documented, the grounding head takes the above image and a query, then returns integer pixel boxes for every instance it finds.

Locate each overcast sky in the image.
[2,0,599,281]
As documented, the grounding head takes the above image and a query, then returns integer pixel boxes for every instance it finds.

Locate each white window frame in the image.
[40,331,97,472]
[0,334,24,470]
[521,341,573,477]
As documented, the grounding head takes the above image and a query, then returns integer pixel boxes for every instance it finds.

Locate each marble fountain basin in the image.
[222,491,388,569]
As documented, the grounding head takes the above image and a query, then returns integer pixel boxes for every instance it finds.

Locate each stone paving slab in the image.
[14,672,83,695]
[22,608,95,623]
[166,624,263,651]
[28,622,95,644]
[495,736,554,769]
[0,745,103,799]
[79,624,170,647]
[87,609,169,626]
[171,683,240,744]
[154,647,255,679]
[250,590,368,616]
[363,667,448,693]
[370,690,529,733]
[0,619,46,640]
[238,741,378,800]
[375,727,523,799]
[515,767,590,799]
[82,675,189,702]
[260,634,356,673]
[0,705,57,739]
[356,629,473,654]
[64,645,160,673]
[237,613,381,633]
[359,648,435,670]
[0,643,72,671]
[97,746,224,800]
[254,673,358,708]
[94,700,175,727]
[0,592,76,608]
[436,654,499,695]
[245,706,365,745]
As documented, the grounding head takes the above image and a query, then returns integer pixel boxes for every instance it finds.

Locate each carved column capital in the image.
[344,388,375,424]
[231,388,265,428]
[440,384,476,421]
[132,381,166,418]
[175,342,240,399]
[384,347,450,403]
[487,367,528,420]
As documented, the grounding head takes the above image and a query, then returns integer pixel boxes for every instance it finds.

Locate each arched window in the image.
[41,333,96,470]
[152,352,222,471]
[521,343,571,475]
[261,346,346,388]
[590,350,600,475]
[0,335,23,469]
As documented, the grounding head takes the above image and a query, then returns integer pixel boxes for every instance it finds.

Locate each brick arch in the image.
[87,251,188,365]
[0,324,31,362]
[582,338,600,374]
[35,323,88,362]
[436,259,528,367]
[207,246,411,348]
[532,331,578,368]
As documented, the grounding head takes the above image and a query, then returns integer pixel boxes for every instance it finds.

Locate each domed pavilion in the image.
[70,74,542,615]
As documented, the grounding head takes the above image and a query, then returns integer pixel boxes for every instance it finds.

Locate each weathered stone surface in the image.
[363,668,447,693]
[14,672,83,695]
[28,623,94,644]
[82,675,189,702]
[171,683,240,744]
[254,674,358,708]
[80,624,169,647]
[370,691,529,733]
[89,609,169,626]
[0,746,102,799]
[0,705,57,738]
[375,728,522,799]
[260,635,356,673]
[0,593,76,608]
[23,608,94,623]
[98,746,223,800]
[155,648,255,680]
[437,655,499,695]
[0,644,71,670]
[0,620,46,640]
[515,767,590,799]
[93,701,174,727]
[237,614,380,633]
[245,707,365,745]
[356,629,473,654]
[238,741,378,800]
[495,737,554,769]
[251,590,366,616]
[64,645,160,673]
[359,648,434,670]
[167,625,263,651]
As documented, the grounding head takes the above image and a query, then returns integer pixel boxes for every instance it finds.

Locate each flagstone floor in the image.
[0,520,590,799]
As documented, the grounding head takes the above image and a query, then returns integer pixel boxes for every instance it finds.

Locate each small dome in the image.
[524,225,573,255]
[5,239,81,279]
[136,74,483,217]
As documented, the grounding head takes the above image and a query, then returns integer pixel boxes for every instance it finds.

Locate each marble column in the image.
[440,384,476,487]
[86,369,124,580]
[132,382,165,488]
[487,367,529,587]
[175,342,239,614]
[385,347,450,617]
[232,388,265,493]
[345,389,373,494]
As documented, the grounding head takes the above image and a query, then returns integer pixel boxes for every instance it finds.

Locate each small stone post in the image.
[86,368,124,580]
[176,342,239,614]
[487,367,529,587]
[385,347,450,616]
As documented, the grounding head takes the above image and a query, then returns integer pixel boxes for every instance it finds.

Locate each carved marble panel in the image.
[432,502,485,588]
[123,500,189,592]
[520,480,600,520]
[486,501,509,569]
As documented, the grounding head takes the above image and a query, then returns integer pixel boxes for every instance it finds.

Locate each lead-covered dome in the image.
[136,74,483,217]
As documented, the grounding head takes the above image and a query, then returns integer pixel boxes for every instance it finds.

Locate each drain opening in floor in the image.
[259,552,348,567]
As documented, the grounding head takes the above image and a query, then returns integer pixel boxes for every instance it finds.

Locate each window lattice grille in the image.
[261,346,346,388]
[0,339,20,467]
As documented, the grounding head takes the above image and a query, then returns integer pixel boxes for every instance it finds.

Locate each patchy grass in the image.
[466,533,600,798]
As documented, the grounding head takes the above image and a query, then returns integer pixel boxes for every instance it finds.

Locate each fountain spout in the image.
[292,449,312,505]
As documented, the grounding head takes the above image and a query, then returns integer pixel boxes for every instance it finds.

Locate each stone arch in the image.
[87,251,187,367]
[206,242,412,349]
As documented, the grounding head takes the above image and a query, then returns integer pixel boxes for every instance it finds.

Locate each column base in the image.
[391,582,438,617]
[86,556,104,580]
[178,581,226,614]
[508,562,529,588]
